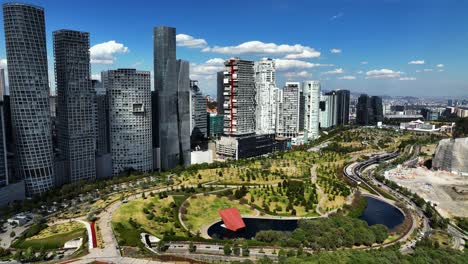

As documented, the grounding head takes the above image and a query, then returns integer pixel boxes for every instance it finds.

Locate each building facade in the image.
[54,30,96,183]
[176,60,191,167]
[277,82,300,137]
[190,80,208,148]
[223,58,256,136]
[3,3,55,195]
[303,81,321,139]
[154,26,189,170]
[254,59,277,135]
[106,69,153,175]
[0,101,8,187]
[336,90,350,126]
[94,79,110,154]
[356,94,383,125]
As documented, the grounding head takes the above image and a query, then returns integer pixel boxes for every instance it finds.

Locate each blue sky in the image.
[1,0,467,97]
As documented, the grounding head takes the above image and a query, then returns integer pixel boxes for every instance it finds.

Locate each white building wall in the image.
[303,81,320,139]
[254,59,277,135]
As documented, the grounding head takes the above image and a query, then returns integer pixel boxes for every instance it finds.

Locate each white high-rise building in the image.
[254,59,277,135]
[277,82,300,137]
[303,81,321,139]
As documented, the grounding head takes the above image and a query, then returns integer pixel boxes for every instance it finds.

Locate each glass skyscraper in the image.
[3,3,55,195]
[54,30,96,183]
[154,26,190,170]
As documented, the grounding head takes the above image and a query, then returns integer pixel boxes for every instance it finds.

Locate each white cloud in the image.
[408,60,425,65]
[190,58,225,81]
[91,74,101,81]
[361,61,368,65]
[438,69,444,72]
[357,70,364,74]
[423,69,433,72]
[274,59,333,71]
[330,48,342,54]
[330,12,344,20]
[90,41,129,65]
[176,34,208,49]
[0,59,6,69]
[322,68,344,75]
[203,41,320,59]
[436,64,444,68]
[399,77,416,81]
[338,75,356,80]
[284,71,312,79]
[365,69,402,79]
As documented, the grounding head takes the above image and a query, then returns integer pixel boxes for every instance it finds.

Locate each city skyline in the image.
[0,0,467,98]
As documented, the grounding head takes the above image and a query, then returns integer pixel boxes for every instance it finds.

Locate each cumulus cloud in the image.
[176,34,208,48]
[202,41,320,59]
[365,69,402,79]
[322,68,344,75]
[284,71,312,79]
[190,58,225,81]
[438,69,444,72]
[357,70,364,74]
[408,60,425,65]
[399,77,416,81]
[274,59,333,71]
[338,75,356,80]
[91,74,101,81]
[90,41,129,65]
[423,69,433,72]
[0,59,6,69]
[436,64,444,68]
[361,61,368,65]
[330,48,342,54]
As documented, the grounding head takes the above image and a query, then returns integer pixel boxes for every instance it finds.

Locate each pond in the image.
[207,196,405,239]
[358,196,405,230]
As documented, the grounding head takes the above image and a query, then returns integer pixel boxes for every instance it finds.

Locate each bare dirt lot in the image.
[385,166,468,218]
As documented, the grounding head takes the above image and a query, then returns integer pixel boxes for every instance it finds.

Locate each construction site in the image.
[385,165,468,218]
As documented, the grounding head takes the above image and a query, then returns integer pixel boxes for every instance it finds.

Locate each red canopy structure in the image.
[218,208,246,232]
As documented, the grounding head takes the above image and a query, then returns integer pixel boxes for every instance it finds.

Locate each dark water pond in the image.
[358,196,405,230]
[208,196,405,239]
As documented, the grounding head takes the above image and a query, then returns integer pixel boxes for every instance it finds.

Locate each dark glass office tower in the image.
[154,26,191,170]
[356,94,383,125]
[0,102,7,187]
[176,60,191,167]
[54,30,96,183]
[336,90,350,126]
[3,3,55,195]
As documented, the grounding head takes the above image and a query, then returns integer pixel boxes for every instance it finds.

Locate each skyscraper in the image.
[336,90,350,126]
[356,94,383,125]
[176,60,191,167]
[277,82,300,137]
[154,26,188,170]
[254,59,277,135]
[190,80,208,148]
[216,71,225,116]
[223,58,256,136]
[3,3,55,195]
[0,69,5,100]
[94,79,110,155]
[0,101,8,187]
[54,30,96,183]
[106,69,153,175]
[303,81,321,139]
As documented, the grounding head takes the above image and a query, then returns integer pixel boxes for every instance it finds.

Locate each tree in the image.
[9,231,15,238]
[223,243,232,256]
[189,242,197,253]
[242,243,250,257]
[233,243,240,256]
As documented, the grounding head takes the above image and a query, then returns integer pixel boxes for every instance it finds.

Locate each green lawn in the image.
[14,228,86,250]
[183,195,255,232]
